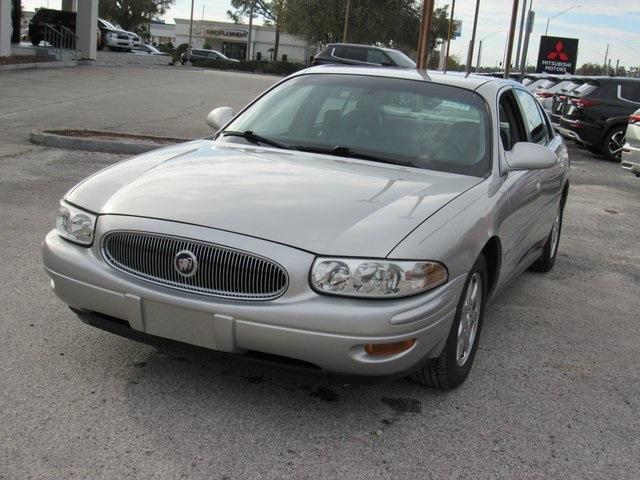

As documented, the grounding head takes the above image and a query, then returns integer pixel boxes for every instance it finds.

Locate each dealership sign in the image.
[205,28,248,39]
[536,36,579,74]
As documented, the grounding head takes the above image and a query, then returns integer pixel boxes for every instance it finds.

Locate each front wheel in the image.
[602,125,626,162]
[411,255,487,389]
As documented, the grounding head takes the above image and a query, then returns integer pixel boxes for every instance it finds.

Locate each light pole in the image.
[342,0,351,43]
[545,5,580,36]
[443,0,456,73]
[476,31,501,70]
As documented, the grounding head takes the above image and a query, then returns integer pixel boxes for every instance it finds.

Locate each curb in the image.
[0,61,77,72]
[29,130,188,155]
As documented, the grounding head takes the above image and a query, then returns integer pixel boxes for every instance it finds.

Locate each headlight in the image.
[105,32,115,39]
[56,201,96,246]
[311,258,448,298]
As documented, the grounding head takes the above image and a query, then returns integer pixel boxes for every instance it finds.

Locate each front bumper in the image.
[43,216,465,378]
[104,36,133,49]
[621,142,640,175]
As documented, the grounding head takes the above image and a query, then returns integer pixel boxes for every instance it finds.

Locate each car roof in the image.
[325,43,402,53]
[293,65,515,91]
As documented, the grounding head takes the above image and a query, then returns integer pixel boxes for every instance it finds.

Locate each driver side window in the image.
[498,90,527,151]
[514,89,549,145]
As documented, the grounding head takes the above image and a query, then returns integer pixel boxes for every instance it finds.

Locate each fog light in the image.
[364,339,415,356]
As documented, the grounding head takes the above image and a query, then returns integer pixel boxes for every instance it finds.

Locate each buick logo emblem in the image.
[174,250,198,277]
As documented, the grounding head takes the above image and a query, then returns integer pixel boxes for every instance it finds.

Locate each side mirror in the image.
[505,142,557,171]
[206,107,235,130]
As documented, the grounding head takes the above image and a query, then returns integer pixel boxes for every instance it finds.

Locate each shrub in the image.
[202,42,212,50]
[173,43,190,63]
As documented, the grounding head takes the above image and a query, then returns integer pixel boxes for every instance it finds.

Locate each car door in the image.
[497,88,545,280]
[513,88,563,245]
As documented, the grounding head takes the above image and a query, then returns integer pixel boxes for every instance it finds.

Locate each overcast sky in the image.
[23,0,640,68]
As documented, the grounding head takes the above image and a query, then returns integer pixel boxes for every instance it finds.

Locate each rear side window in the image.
[539,80,557,89]
[515,89,549,145]
[620,84,640,103]
[366,49,388,64]
[333,46,366,62]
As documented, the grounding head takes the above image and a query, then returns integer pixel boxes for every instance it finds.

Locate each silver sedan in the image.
[43,66,570,389]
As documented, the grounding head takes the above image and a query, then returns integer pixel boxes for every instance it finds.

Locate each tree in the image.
[11,0,21,43]
[99,0,174,35]
[228,0,285,61]
[280,1,449,56]
[577,63,605,75]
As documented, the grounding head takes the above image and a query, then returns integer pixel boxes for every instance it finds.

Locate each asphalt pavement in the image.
[0,66,639,479]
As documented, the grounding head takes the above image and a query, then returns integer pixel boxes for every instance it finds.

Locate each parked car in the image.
[549,79,586,130]
[181,48,240,65]
[312,43,416,68]
[621,109,640,177]
[28,8,75,46]
[559,77,640,161]
[29,8,102,49]
[132,44,168,56]
[526,76,559,92]
[43,67,569,390]
[97,18,133,51]
[535,78,580,114]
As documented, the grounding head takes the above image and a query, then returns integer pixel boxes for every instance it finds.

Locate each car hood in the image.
[66,141,482,257]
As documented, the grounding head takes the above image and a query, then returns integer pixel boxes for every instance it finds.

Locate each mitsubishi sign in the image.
[536,36,579,74]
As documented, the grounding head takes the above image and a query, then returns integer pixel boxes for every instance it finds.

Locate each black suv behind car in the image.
[559,77,640,161]
[312,43,415,68]
[28,8,76,45]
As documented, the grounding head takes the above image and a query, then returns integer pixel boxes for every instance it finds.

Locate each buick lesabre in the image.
[43,66,569,389]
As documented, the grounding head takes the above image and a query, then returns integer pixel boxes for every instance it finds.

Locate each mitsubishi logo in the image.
[547,41,569,61]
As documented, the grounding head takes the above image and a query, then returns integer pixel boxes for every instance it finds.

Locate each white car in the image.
[622,109,640,177]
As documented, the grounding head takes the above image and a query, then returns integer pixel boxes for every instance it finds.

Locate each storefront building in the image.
[172,19,309,63]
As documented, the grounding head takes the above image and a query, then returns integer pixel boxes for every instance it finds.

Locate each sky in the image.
[22,0,640,68]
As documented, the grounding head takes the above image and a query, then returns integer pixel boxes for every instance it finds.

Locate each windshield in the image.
[220,74,491,177]
[100,19,118,30]
[385,50,416,68]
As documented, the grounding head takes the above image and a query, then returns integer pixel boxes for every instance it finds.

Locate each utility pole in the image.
[604,43,610,74]
[476,40,483,70]
[416,0,435,69]
[504,0,519,78]
[466,0,481,75]
[514,0,526,71]
[188,0,195,49]
[246,0,255,60]
[519,1,534,76]
[443,0,456,73]
[342,0,351,43]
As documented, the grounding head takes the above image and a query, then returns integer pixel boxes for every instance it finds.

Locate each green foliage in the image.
[577,63,605,75]
[228,1,285,59]
[11,0,22,43]
[173,42,189,63]
[202,42,212,50]
[98,0,175,33]
[281,1,450,53]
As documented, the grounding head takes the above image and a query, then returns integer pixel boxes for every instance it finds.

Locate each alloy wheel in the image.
[608,130,626,160]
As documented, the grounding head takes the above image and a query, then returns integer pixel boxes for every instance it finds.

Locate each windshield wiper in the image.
[221,130,295,150]
[296,145,414,168]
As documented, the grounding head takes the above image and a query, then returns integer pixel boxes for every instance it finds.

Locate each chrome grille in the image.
[102,232,288,300]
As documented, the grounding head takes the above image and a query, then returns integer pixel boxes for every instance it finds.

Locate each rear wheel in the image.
[601,125,626,162]
[411,255,487,389]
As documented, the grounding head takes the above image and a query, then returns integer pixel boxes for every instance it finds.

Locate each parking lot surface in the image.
[1,67,639,479]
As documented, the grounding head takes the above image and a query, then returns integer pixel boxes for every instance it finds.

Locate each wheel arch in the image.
[479,236,501,297]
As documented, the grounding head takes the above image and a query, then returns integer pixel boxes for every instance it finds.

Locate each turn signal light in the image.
[571,98,599,108]
[365,339,416,356]
[629,114,640,124]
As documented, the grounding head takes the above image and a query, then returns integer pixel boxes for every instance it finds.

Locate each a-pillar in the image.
[76,0,98,60]
[0,0,10,57]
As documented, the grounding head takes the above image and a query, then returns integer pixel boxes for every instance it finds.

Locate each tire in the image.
[411,255,487,390]
[530,203,563,272]
[601,125,626,162]
[585,144,602,155]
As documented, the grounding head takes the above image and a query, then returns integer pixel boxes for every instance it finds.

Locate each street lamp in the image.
[545,5,580,35]
[476,31,502,70]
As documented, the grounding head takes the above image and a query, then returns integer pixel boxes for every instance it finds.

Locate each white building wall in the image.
[172,19,308,63]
